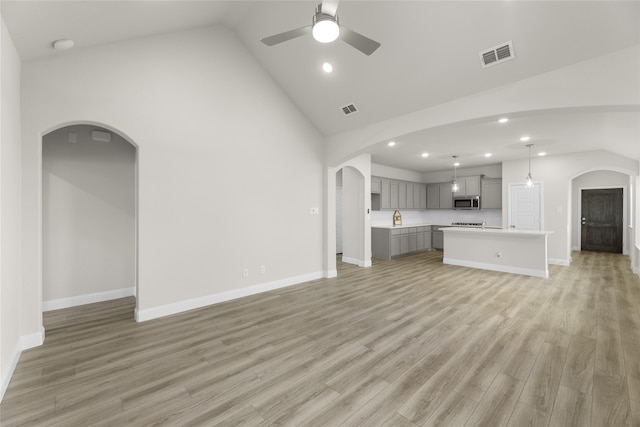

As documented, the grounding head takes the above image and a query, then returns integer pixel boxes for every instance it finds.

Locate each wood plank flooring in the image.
[2,251,639,426]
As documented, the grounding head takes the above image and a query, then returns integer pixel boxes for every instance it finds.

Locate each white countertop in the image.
[371,223,435,229]
[441,227,553,237]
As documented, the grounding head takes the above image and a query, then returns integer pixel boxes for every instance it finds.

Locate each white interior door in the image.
[509,183,542,231]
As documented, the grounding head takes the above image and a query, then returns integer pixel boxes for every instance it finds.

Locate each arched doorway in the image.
[571,169,630,254]
[41,123,137,312]
[326,154,372,276]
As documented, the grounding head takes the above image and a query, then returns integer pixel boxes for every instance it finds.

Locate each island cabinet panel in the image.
[481,178,502,209]
[372,226,433,259]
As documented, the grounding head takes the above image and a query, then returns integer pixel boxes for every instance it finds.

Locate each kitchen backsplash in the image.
[371,209,502,227]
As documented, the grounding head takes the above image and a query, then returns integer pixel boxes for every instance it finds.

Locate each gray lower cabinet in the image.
[372,226,432,259]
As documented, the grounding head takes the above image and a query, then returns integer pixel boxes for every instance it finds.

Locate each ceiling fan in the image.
[260,1,381,56]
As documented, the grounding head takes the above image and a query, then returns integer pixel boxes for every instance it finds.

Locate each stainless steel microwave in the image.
[453,196,480,210]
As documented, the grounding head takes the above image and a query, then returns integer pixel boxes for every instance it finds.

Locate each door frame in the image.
[507,182,544,231]
[577,185,627,254]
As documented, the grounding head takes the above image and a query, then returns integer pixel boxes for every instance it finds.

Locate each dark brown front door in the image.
[581,188,623,253]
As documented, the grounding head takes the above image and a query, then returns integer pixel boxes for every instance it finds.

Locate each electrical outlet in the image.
[260,265,266,274]
[242,268,249,278]
[310,207,319,215]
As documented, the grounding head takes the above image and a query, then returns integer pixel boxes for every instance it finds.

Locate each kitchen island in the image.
[442,227,554,278]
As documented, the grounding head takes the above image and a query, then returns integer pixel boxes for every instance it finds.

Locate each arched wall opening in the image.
[325,154,372,277]
[41,122,138,315]
[570,168,634,256]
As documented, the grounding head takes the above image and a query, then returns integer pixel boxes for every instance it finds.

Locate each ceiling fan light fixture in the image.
[312,18,339,43]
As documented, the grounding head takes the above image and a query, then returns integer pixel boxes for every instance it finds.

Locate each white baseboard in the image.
[1,326,45,403]
[136,271,324,322]
[342,256,372,267]
[443,258,549,278]
[0,341,21,403]
[572,245,579,251]
[43,287,135,312]
[549,258,571,266]
[21,327,45,350]
[325,269,338,278]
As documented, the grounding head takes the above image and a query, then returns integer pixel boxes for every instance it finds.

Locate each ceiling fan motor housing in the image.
[312,5,340,43]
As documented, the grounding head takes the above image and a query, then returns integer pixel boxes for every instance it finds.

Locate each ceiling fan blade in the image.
[339,26,381,55]
[260,25,312,46]
[321,0,339,17]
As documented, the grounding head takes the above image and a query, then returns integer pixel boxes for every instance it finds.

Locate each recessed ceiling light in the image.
[498,117,509,124]
[322,62,333,73]
[538,152,546,156]
[454,161,460,167]
[484,153,492,157]
[52,39,75,50]
[520,136,531,142]
[388,141,396,147]
[421,152,429,158]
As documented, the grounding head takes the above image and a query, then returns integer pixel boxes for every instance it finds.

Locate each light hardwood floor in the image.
[2,251,639,426]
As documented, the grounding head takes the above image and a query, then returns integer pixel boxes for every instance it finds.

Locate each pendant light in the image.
[525,144,534,188]
[452,156,459,193]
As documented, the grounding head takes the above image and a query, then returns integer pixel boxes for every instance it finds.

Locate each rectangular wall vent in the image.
[341,103,358,115]
[480,41,515,68]
[91,130,111,142]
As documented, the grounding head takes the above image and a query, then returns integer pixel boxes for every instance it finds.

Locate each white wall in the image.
[571,170,630,252]
[502,150,639,265]
[634,175,640,274]
[20,25,325,326]
[1,15,25,401]
[371,163,423,182]
[326,46,640,167]
[342,166,365,265]
[42,125,135,308]
[422,164,502,183]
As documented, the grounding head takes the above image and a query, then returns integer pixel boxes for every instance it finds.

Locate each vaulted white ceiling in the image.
[2,1,639,172]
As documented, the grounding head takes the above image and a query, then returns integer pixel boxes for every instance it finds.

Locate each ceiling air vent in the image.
[341,103,358,116]
[480,41,515,68]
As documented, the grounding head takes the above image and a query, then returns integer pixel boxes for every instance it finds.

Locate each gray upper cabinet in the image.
[371,177,427,210]
[398,181,407,209]
[371,176,381,193]
[390,180,399,209]
[463,176,481,196]
[426,183,453,209]
[406,183,414,209]
[439,183,453,209]
[427,184,440,209]
[455,176,481,197]
[481,178,502,209]
[380,179,391,209]
[414,183,426,209]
